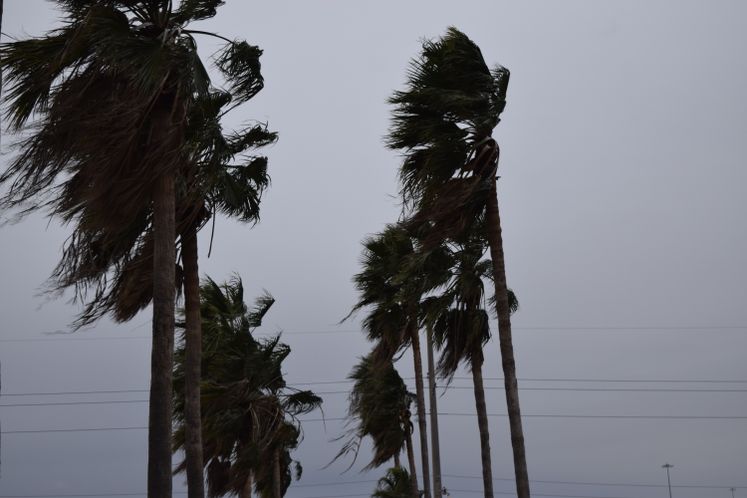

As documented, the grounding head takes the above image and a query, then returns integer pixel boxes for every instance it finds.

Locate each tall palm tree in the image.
[48,86,274,498]
[387,27,530,498]
[174,276,322,498]
[0,3,268,495]
[350,224,454,498]
[335,353,419,498]
[423,236,519,498]
[177,88,274,498]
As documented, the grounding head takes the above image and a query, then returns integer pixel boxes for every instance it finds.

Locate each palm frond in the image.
[215,41,264,105]
[172,0,225,23]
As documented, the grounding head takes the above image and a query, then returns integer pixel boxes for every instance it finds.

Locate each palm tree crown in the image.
[173,275,322,498]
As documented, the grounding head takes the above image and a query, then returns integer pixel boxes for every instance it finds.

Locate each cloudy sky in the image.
[1,1,746,497]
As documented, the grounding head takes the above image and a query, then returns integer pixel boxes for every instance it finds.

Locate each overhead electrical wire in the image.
[2,324,746,343]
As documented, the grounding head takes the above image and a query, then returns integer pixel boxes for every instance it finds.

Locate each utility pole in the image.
[662,463,674,498]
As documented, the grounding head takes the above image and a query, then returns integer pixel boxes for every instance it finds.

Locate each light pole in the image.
[662,463,674,498]
[732,487,736,498]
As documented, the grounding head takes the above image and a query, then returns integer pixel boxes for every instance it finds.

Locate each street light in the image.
[662,463,674,498]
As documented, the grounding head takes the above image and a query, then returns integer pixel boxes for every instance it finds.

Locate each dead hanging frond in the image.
[331,353,413,472]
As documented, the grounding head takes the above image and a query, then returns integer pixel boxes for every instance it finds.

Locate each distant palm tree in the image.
[423,236,519,498]
[350,224,454,498]
[387,28,530,498]
[335,353,419,498]
[373,467,416,498]
[174,276,321,498]
[0,3,268,495]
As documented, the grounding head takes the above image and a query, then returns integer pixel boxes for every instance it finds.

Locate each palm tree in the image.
[372,467,415,498]
[350,223,454,498]
[1,3,269,495]
[335,353,419,498]
[178,89,274,498]
[387,28,530,498]
[48,86,274,498]
[423,235,519,498]
[174,276,322,498]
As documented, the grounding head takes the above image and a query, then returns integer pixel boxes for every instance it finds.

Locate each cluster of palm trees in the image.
[0,2,529,498]
[173,276,322,498]
[0,1,317,497]
[340,28,530,498]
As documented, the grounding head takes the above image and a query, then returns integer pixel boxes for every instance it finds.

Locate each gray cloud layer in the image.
[1,1,746,497]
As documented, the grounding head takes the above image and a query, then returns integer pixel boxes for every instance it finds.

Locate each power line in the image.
[1,426,147,435]
[465,377,747,384]
[2,387,743,408]
[293,376,747,386]
[0,389,149,397]
[2,324,747,343]
[2,474,743,498]
[314,386,747,395]
[0,399,148,408]
[4,409,746,434]
[3,379,746,398]
[3,386,743,408]
[437,412,747,420]
[443,473,747,490]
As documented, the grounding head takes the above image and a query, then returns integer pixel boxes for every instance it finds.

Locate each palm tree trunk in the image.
[405,430,419,498]
[149,171,176,498]
[394,452,401,469]
[182,224,204,498]
[273,448,282,498]
[408,318,432,498]
[240,472,252,498]
[426,326,442,498]
[485,174,530,498]
[471,353,494,498]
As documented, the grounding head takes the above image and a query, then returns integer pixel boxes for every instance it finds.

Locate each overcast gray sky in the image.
[1,1,747,497]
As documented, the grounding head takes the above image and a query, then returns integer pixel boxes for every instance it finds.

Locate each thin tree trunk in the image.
[426,326,442,498]
[240,472,252,498]
[148,171,176,498]
[485,164,530,498]
[273,448,282,498]
[394,452,401,469]
[405,430,419,498]
[182,224,204,498]
[408,318,431,498]
[471,354,494,498]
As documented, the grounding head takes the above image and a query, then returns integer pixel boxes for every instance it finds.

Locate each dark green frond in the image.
[333,354,412,471]
[172,0,225,23]
[372,467,414,498]
[386,27,509,210]
[215,41,264,104]
[174,275,320,496]
[247,291,276,328]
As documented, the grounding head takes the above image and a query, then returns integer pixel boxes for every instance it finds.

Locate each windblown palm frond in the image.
[173,275,321,498]
[387,27,508,207]
[334,353,414,471]
[0,0,276,329]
